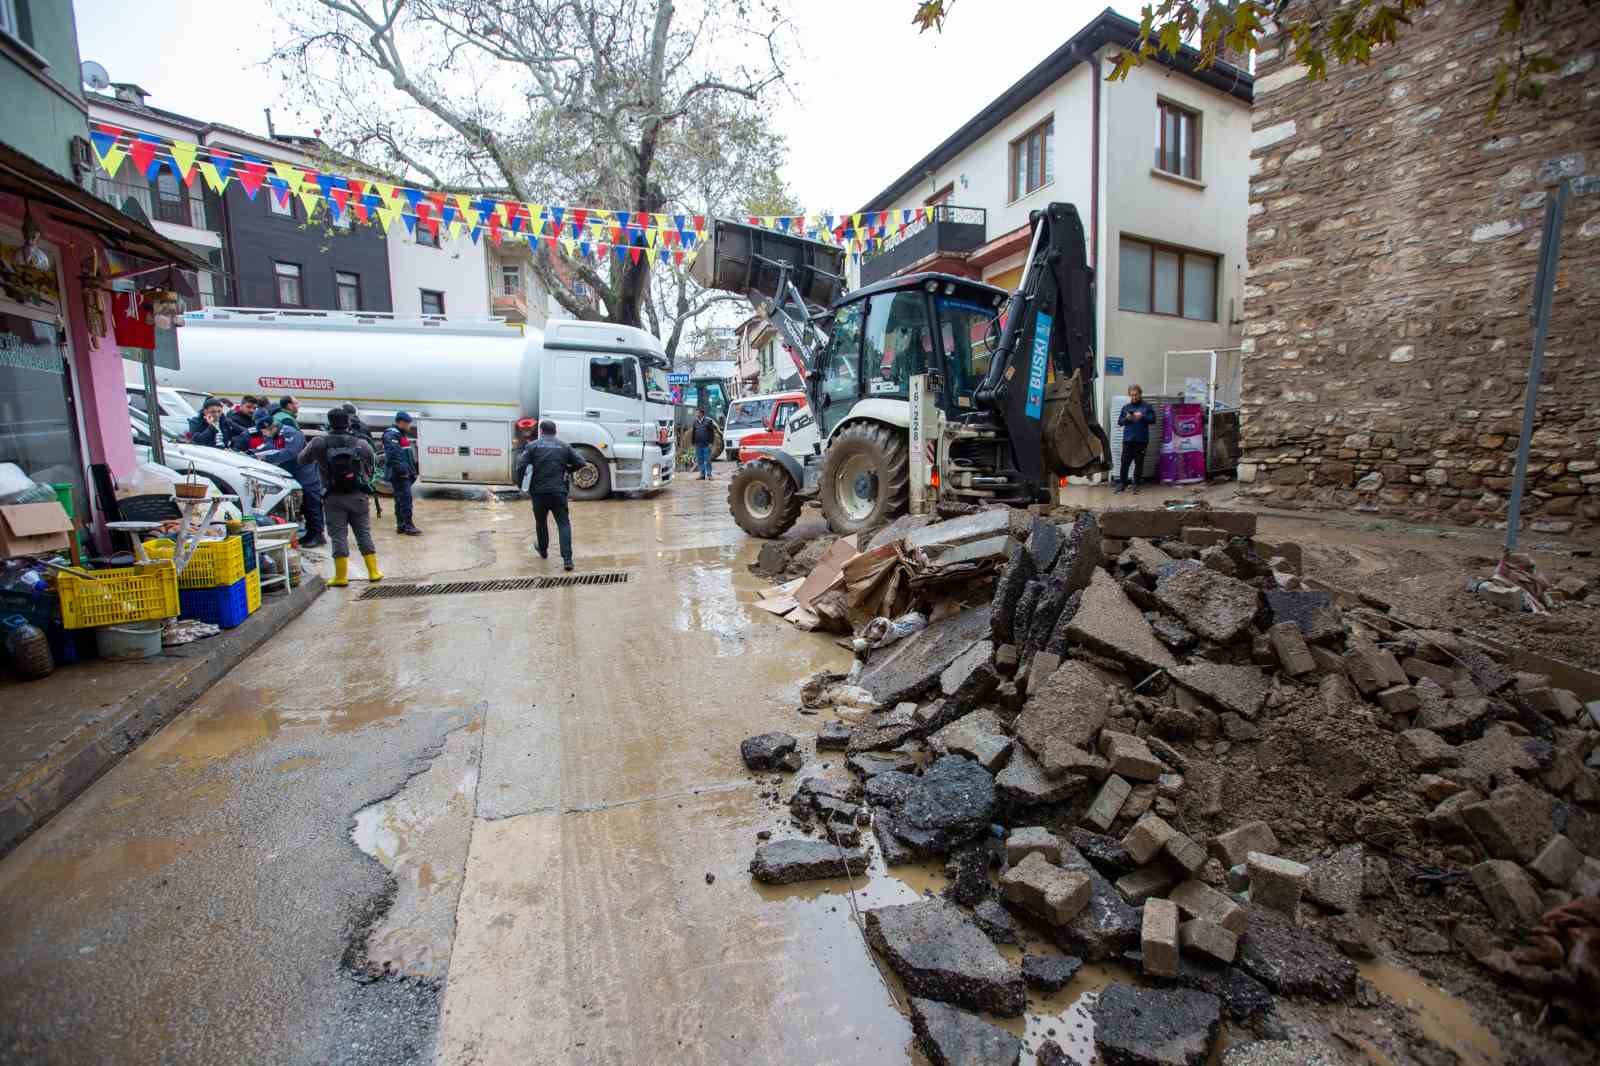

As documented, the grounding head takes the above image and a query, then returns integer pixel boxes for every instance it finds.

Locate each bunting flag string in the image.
[89,122,933,266]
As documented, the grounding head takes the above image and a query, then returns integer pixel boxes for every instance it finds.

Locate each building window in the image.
[420,289,446,316]
[501,264,521,296]
[1155,100,1200,180]
[335,271,361,311]
[154,171,188,226]
[274,261,303,306]
[416,224,439,248]
[269,190,293,217]
[1118,237,1217,321]
[1008,117,1054,202]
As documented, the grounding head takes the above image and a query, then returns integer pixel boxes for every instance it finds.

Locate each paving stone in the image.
[1460,784,1557,863]
[1237,904,1357,1000]
[1099,731,1163,782]
[1165,831,1209,878]
[944,842,999,906]
[863,770,919,809]
[1082,774,1133,832]
[749,840,869,884]
[991,543,1035,646]
[1220,713,1261,742]
[1120,813,1176,865]
[1116,864,1177,905]
[908,997,1023,1066]
[1051,845,1143,960]
[1119,783,1158,824]
[1179,919,1238,965]
[741,731,799,770]
[1470,860,1544,930]
[1376,684,1421,716]
[1021,953,1083,992]
[972,898,1024,945]
[931,708,1014,772]
[816,719,853,750]
[1424,789,1486,844]
[1092,983,1222,1066]
[1168,664,1272,720]
[1005,826,1063,866]
[1155,566,1261,645]
[1528,834,1583,888]
[864,899,1026,1016]
[1149,614,1200,654]
[1247,853,1309,916]
[1014,661,1113,776]
[1398,729,1459,772]
[996,746,1090,808]
[1026,515,1064,572]
[1142,898,1181,978]
[1403,657,1457,688]
[1305,844,1364,915]
[1001,852,1092,926]
[1169,880,1247,935]
[1457,726,1551,787]
[1098,508,1186,540]
[1052,513,1104,597]
[1414,690,1494,744]
[1210,821,1280,870]
[1266,622,1316,677]
[1063,569,1177,674]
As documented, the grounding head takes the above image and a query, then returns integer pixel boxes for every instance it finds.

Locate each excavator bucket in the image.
[1042,368,1106,474]
[688,218,846,308]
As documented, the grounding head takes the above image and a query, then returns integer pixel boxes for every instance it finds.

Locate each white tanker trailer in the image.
[166,308,676,499]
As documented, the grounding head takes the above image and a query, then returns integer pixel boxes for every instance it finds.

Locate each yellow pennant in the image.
[852,213,862,231]
[297,184,323,219]
[561,237,577,257]
[196,160,227,195]
[447,216,463,240]
[168,141,199,184]
[454,194,479,228]
[97,141,127,178]
[272,160,305,193]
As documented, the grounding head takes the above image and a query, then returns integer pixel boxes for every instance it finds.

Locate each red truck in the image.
[731,390,808,464]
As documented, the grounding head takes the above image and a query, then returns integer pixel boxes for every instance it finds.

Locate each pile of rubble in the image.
[743,503,1600,1065]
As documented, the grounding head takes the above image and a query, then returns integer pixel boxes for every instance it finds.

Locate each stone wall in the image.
[1239,1,1600,534]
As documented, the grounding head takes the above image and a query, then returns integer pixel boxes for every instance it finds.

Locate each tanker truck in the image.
[164,308,676,499]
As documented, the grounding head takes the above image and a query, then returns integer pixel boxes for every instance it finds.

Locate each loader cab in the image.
[809,273,1007,436]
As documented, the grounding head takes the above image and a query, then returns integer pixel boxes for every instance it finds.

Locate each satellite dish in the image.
[82,60,110,90]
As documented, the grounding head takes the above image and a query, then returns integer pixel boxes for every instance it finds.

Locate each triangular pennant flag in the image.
[628,246,642,265]
[777,216,791,233]
[237,156,267,200]
[526,203,544,236]
[673,213,686,238]
[456,194,480,228]
[693,215,706,235]
[615,210,631,231]
[297,171,324,219]
[209,152,235,186]
[346,178,368,222]
[673,249,684,266]
[129,135,161,180]
[579,239,591,259]
[398,187,425,213]
[89,124,123,167]
[97,139,127,180]
[571,207,588,234]
[609,225,624,246]
[197,161,226,195]
[271,159,305,194]
[547,205,565,231]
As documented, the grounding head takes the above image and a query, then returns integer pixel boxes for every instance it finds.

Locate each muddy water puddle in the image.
[1358,960,1506,1066]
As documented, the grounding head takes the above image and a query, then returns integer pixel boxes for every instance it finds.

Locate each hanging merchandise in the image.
[111,291,155,350]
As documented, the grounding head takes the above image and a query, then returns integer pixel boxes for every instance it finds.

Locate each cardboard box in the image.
[0,501,74,559]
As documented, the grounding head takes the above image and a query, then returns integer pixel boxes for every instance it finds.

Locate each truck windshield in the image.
[935,296,1001,398]
[643,363,673,404]
[725,398,775,430]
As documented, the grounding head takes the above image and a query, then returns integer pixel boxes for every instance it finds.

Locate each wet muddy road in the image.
[0,477,919,1064]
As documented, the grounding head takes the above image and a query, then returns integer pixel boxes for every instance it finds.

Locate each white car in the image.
[126,383,200,439]
[129,407,302,519]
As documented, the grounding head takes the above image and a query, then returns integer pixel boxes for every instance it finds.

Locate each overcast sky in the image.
[74,0,1134,213]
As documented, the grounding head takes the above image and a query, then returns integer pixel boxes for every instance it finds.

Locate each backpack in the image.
[325,435,366,494]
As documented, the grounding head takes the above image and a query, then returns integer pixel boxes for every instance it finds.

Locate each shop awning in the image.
[0,140,207,272]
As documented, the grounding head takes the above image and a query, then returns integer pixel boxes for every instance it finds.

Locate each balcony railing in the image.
[92,175,212,232]
[859,205,987,287]
[492,291,529,319]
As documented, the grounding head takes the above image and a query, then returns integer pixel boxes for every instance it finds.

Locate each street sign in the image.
[1105,356,1124,376]
[667,372,691,384]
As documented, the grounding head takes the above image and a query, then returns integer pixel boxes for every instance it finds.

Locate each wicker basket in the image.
[174,460,210,499]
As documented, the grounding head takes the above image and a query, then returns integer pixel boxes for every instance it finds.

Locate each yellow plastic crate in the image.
[56,561,179,630]
[245,569,261,614]
[144,536,247,589]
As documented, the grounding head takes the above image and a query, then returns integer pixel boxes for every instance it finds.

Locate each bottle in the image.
[2,614,54,679]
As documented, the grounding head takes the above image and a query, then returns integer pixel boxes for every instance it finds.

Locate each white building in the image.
[852,10,1252,432]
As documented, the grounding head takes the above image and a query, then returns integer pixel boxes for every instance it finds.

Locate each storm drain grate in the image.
[357,571,630,600]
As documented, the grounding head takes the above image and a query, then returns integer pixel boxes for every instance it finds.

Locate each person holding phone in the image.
[1116,384,1155,494]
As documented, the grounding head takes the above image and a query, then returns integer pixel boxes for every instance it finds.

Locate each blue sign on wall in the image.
[1105,356,1124,376]
[667,372,691,384]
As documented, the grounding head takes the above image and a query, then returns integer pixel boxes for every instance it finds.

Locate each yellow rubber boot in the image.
[329,556,349,587]
[363,553,384,582]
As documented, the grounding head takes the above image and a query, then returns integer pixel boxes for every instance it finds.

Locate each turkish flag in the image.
[112,291,155,349]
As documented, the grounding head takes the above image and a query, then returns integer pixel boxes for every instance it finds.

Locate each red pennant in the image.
[128,138,158,177]
[628,246,642,264]
[693,215,705,232]
[237,159,267,199]
[330,186,352,215]
[672,250,684,265]
[747,215,761,226]
[571,208,588,232]
[346,179,368,222]
[609,226,624,245]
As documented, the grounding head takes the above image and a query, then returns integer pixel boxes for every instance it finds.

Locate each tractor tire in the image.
[818,421,909,536]
[568,446,612,501]
[728,458,802,539]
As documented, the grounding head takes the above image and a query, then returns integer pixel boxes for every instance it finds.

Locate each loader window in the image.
[862,291,928,400]
[818,301,866,436]
[935,296,1001,401]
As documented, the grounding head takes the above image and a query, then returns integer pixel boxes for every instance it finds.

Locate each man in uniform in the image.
[513,419,584,571]
[300,408,382,587]
[383,411,421,536]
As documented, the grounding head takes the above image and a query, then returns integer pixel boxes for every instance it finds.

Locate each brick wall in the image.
[1239,1,1600,534]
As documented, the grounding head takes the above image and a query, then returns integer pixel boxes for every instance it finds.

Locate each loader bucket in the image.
[688,218,846,308]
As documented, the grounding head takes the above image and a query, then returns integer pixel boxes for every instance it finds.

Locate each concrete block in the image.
[1267,621,1316,677]
[1528,835,1583,888]
[1210,820,1280,868]
[1376,684,1421,715]
[1098,730,1163,782]
[1098,508,1184,540]
[1006,826,1063,867]
[1165,831,1209,877]
[1179,918,1239,964]
[1082,775,1132,832]
[1573,857,1600,897]
[1399,729,1459,772]
[1402,657,1457,688]
[1344,644,1408,697]
[1141,898,1181,977]
[1247,852,1309,916]
[1115,864,1177,905]
[1461,786,1556,863]
[1181,526,1230,547]
[1118,783,1157,824]
[1169,879,1247,935]
[1000,852,1092,926]
[1121,813,1178,865]
[1470,860,1544,930]
[1309,645,1347,675]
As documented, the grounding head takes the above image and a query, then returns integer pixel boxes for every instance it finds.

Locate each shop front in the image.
[0,140,205,550]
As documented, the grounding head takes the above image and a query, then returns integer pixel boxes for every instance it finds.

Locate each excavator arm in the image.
[978,202,1108,489]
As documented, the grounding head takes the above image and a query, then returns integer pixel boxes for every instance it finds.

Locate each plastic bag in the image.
[859,611,928,650]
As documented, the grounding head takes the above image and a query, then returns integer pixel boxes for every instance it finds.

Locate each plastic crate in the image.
[240,529,257,573]
[245,569,261,613]
[56,561,179,630]
[144,536,248,589]
[179,575,251,628]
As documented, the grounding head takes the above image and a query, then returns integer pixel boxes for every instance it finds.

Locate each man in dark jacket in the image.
[221,396,258,448]
[256,417,326,548]
[690,407,716,479]
[513,419,584,571]
[186,397,226,447]
[1116,384,1156,494]
[382,411,421,536]
[300,408,382,587]
[270,395,301,428]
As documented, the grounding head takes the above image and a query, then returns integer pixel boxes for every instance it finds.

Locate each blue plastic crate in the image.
[179,576,252,628]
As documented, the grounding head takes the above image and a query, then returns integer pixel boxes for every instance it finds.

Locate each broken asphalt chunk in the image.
[1064,569,1177,674]
[741,731,799,771]
[864,899,1026,1016]
[908,997,1022,1066]
[749,840,868,884]
[1154,566,1261,645]
[1092,983,1222,1066]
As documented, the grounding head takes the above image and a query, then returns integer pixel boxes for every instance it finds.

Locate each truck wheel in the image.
[729,459,801,538]
[818,421,908,536]
[569,446,611,501]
